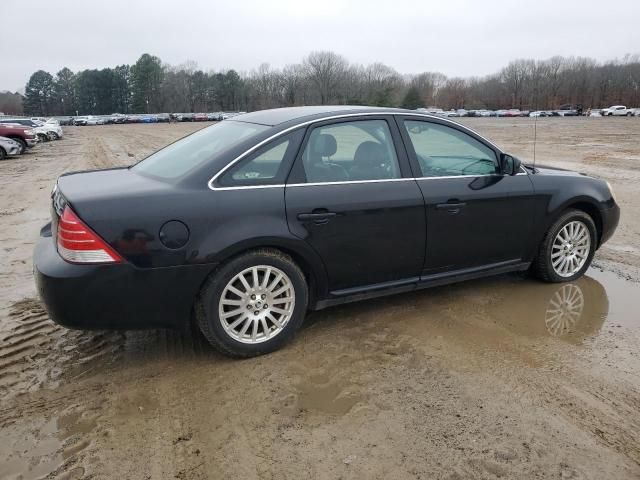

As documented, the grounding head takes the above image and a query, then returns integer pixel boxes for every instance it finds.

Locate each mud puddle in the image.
[308,267,639,353]
[1,268,637,403]
[0,404,101,480]
[1,274,639,479]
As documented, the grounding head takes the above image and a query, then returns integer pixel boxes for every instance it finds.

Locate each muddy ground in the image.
[1,118,639,479]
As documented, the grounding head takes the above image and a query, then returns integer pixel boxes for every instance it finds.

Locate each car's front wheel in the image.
[11,137,26,154]
[532,210,597,283]
[196,249,308,358]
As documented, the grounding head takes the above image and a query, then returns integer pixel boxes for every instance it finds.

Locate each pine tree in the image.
[131,54,164,113]
[401,86,424,109]
[24,70,55,115]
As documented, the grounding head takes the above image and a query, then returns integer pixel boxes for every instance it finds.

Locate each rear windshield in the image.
[132,121,269,179]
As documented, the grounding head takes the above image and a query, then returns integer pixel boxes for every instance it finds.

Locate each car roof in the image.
[229,105,420,126]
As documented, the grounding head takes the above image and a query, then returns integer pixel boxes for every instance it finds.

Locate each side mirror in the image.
[500,153,522,175]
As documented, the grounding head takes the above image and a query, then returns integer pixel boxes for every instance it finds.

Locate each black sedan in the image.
[34,106,620,357]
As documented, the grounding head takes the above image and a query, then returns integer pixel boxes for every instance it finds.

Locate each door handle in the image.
[435,202,466,213]
[297,212,337,224]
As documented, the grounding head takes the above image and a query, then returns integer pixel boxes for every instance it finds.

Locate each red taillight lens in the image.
[57,206,123,264]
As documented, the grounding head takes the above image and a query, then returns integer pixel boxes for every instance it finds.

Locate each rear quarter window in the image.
[133,121,269,180]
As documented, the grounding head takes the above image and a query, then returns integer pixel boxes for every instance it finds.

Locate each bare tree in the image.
[18,50,640,115]
[303,51,349,105]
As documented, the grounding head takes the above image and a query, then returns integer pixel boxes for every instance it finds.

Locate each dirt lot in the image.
[1,118,639,479]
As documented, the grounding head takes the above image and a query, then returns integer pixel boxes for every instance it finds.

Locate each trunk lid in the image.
[52,167,185,267]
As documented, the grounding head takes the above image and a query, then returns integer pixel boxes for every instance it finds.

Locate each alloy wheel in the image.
[218,265,295,344]
[551,220,591,278]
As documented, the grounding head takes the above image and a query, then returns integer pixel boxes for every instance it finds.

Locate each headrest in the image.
[311,134,337,158]
[354,141,385,166]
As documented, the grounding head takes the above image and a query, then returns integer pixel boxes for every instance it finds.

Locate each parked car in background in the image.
[73,116,89,126]
[530,111,553,117]
[416,107,445,116]
[156,113,171,123]
[0,123,37,153]
[85,116,104,126]
[53,116,74,126]
[0,118,61,141]
[476,109,496,117]
[601,105,634,116]
[34,119,64,139]
[0,136,22,159]
[207,113,218,121]
[194,113,208,121]
[556,105,579,116]
[34,106,619,358]
[110,114,127,124]
[181,113,195,122]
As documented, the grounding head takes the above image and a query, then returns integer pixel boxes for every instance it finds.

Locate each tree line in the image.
[10,51,640,116]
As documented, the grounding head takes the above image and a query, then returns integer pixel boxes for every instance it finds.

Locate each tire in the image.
[626,112,633,117]
[10,137,26,154]
[0,147,5,160]
[37,133,49,143]
[531,209,597,283]
[196,248,308,358]
[49,132,59,140]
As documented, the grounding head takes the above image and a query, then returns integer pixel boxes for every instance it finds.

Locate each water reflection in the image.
[488,274,610,341]
[307,268,635,345]
[544,283,585,337]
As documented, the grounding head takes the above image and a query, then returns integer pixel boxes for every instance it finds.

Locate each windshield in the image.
[132,121,269,179]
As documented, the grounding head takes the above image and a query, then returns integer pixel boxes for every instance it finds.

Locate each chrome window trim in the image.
[212,170,528,191]
[208,112,506,191]
[287,178,414,188]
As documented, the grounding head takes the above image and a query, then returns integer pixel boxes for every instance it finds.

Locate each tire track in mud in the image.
[0,382,109,479]
[518,357,640,467]
[0,298,126,402]
[0,295,214,402]
[410,317,640,470]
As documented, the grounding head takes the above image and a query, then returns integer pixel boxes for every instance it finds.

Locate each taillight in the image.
[57,206,123,264]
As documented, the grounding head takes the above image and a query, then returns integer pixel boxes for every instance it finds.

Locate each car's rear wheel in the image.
[37,133,49,142]
[532,209,597,283]
[0,147,5,160]
[196,249,308,358]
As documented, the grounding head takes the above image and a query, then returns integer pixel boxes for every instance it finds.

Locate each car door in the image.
[285,116,426,293]
[397,116,535,275]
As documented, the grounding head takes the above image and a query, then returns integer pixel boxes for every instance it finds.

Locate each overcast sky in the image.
[1,0,638,91]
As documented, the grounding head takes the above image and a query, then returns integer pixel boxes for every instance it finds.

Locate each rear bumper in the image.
[34,231,215,330]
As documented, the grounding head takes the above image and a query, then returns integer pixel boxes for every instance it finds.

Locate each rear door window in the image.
[299,119,401,183]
